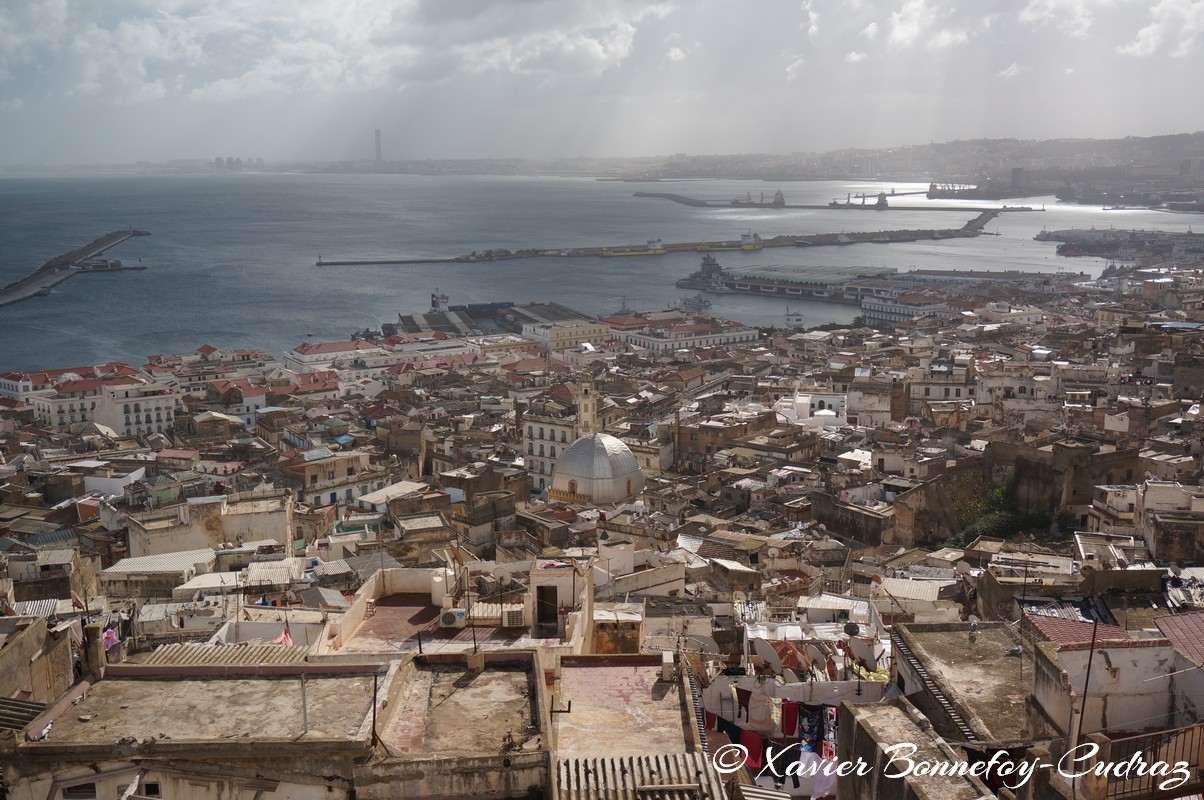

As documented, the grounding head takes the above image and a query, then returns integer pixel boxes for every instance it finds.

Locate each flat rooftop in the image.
[381,663,536,755]
[337,593,553,654]
[554,660,690,758]
[904,625,1030,742]
[34,675,375,745]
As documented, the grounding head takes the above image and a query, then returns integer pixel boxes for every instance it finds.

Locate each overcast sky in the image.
[2,0,1202,165]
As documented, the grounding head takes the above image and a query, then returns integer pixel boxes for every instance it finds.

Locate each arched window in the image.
[626,478,633,496]
[568,480,577,495]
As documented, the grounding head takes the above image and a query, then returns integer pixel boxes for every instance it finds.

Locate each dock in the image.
[0,229,151,308]
[634,191,1032,214]
[316,211,1006,267]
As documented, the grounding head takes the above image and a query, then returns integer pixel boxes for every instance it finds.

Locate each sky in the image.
[1,0,1203,165]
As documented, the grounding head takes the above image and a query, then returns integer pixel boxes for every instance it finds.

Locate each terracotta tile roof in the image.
[1027,614,1132,645]
[1155,611,1204,664]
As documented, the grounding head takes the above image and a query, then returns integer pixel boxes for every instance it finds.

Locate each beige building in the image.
[521,320,610,352]
[92,381,180,437]
[125,492,294,557]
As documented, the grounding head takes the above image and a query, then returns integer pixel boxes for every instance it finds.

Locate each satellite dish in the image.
[733,591,746,603]
[783,667,802,683]
[767,547,780,560]
[843,622,861,637]
[806,644,827,666]
[955,561,973,576]
[848,637,878,671]
[967,614,980,625]
[1170,564,1184,577]
[753,638,784,675]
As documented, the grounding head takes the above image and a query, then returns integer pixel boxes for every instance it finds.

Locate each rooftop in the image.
[901,623,1030,743]
[29,674,377,747]
[380,661,537,755]
[335,593,544,654]
[554,658,691,759]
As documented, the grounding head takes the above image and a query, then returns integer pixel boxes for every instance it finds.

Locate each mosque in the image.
[546,377,645,506]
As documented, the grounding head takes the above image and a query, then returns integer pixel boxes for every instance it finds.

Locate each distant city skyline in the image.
[2,0,1204,165]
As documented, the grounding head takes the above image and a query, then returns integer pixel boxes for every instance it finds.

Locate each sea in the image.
[0,173,1198,372]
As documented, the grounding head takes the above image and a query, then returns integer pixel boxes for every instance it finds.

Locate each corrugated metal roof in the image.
[797,593,870,613]
[302,447,334,462]
[877,577,954,602]
[313,559,352,576]
[102,548,216,575]
[556,752,727,800]
[12,598,59,618]
[36,548,76,566]
[298,587,348,609]
[244,558,303,587]
[142,642,309,666]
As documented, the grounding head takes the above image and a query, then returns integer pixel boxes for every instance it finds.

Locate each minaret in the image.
[577,375,598,438]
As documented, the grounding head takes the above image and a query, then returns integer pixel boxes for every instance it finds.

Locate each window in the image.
[539,427,545,439]
[309,474,318,485]
[924,387,930,397]
[568,480,577,494]
[1019,386,1027,395]
[550,446,556,457]
[561,431,567,442]
[330,492,338,504]
[527,443,533,455]
[527,425,533,438]
[944,387,950,398]
[142,784,161,799]
[62,784,96,799]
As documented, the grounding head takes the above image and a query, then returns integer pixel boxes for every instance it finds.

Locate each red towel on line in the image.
[740,729,765,770]
[781,699,800,737]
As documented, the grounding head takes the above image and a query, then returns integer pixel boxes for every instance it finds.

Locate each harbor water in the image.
[0,173,1196,370]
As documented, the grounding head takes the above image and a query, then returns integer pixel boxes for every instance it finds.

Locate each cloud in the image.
[666,46,686,62]
[997,62,1027,78]
[1118,0,1204,57]
[802,0,820,40]
[845,51,867,63]
[1019,0,1098,38]
[861,21,878,40]
[888,0,931,48]
[785,56,804,82]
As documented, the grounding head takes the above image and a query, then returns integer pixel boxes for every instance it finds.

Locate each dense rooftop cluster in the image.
[7,237,1204,799]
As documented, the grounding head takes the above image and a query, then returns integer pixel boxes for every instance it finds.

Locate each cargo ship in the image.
[697,232,763,252]
[829,192,889,209]
[600,239,667,257]
[731,190,786,207]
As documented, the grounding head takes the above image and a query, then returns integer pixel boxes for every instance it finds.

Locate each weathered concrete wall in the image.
[810,492,894,547]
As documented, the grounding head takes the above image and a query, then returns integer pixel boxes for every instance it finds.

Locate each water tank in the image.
[430,572,447,606]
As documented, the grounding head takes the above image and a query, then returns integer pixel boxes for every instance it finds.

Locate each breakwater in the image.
[0,229,150,308]
[316,210,1004,267]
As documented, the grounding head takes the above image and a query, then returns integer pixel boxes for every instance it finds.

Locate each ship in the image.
[600,238,667,257]
[731,190,786,207]
[697,232,763,252]
[676,294,712,311]
[676,253,728,289]
[785,308,806,328]
[829,192,889,209]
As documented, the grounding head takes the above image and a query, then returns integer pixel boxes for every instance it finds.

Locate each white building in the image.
[93,382,180,438]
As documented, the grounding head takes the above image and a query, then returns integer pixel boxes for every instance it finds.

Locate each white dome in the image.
[551,433,645,504]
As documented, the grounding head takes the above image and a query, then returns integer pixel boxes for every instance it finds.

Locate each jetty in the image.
[0,228,151,308]
[316,210,1006,267]
[633,191,1033,214]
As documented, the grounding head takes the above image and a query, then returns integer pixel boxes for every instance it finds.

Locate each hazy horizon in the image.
[3,0,1204,166]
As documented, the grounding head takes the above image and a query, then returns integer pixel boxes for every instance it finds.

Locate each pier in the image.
[316,210,1005,267]
[0,229,151,308]
[633,191,1031,213]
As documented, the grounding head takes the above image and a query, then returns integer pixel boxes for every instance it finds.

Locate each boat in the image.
[785,308,806,328]
[731,190,786,207]
[705,280,734,294]
[677,294,712,311]
[698,232,763,252]
[675,253,729,289]
[829,192,889,209]
[600,239,667,257]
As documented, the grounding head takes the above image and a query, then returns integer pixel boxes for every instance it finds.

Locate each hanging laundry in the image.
[272,626,293,646]
[748,693,772,727]
[822,704,840,760]
[734,687,752,721]
[798,704,823,753]
[740,729,766,770]
[716,716,741,744]
[704,710,716,731]
[781,699,800,737]
[101,628,119,651]
[767,697,782,731]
